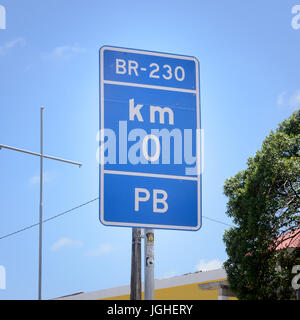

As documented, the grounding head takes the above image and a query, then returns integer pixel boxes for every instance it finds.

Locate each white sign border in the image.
[99,45,202,231]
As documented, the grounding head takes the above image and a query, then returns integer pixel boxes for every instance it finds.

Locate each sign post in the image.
[130,228,142,300]
[144,229,154,300]
[99,46,202,299]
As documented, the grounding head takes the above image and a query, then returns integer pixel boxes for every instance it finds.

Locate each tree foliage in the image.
[223,110,300,299]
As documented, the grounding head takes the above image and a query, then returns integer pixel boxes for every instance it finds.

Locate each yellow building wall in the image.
[154,283,219,300]
[102,278,236,300]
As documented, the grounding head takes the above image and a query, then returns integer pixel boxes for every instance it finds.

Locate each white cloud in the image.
[29,171,53,185]
[289,91,300,109]
[29,175,40,185]
[0,38,26,55]
[51,238,83,252]
[161,270,178,279]
[195,259,223,272]
[277,91,287,106]
[85,244,113,257]
[46,44,86,59]
[277,90,300,111]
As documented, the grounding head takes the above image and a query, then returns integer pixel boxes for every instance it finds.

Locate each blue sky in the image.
[0,0,299,300]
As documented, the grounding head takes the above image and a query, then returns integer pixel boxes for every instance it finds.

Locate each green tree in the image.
[223,110,300,300]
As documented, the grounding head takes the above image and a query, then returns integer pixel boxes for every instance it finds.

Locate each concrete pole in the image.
[38,107,44,300]
[0,107,82,300]
[144,229,154,300]
[130,228,141,300]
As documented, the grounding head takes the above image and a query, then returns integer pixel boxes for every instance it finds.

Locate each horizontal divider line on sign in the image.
[103,170,198,181]
[103,80,197,94]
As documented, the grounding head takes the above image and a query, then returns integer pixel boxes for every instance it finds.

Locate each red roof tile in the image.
[275,229,300,250]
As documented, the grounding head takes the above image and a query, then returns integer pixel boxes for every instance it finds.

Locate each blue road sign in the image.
[99,46,202,231]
